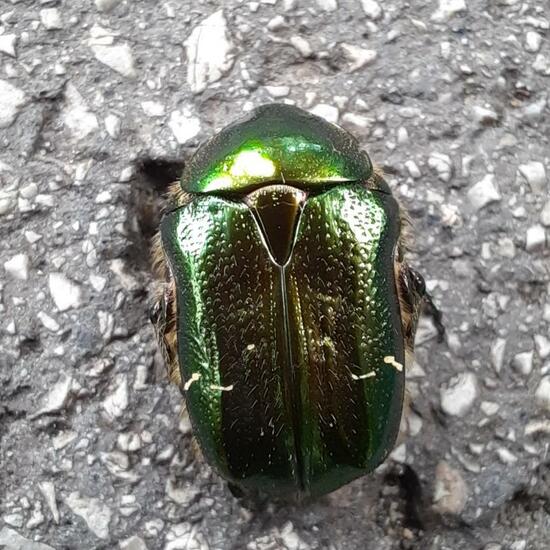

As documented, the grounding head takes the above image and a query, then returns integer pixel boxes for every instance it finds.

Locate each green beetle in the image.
[151,104,443,498]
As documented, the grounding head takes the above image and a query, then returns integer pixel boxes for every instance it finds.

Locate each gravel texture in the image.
[1,1,549,549]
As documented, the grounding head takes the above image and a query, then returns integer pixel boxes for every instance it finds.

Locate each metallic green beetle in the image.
[151,104,443,498]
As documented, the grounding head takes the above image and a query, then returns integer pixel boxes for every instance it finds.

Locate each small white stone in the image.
[536,376,550,412]
[518,161,546,193]
[63,84,98,140]
[105,114,121,138]
[169,109,201,144]
[4,253,29,280]
[340,43,377,71]
[91,43,136,78]
[267,15,286,31]
[32,374,73,417]
[480,401,499,416]
[471,105,498,125]
[0,528,54,550]
[440,372,477,417]
[141,101,165,117]
[37,311,60,332]
[525,31,542,53]
[341,112,370,128]
[290,35,312,57]
[316,0,337,12]
[360,0,382,19]
[40,8,62,30]
[185,10,235,94]
[0,34,17,57]
[48,273,82,311]
[496,447,517,465]
[525,224,546,252]
[428,152,453,182]
[265,85,290,98]
[533,54,550,76]
[490,338,506,373]
[467,174,501,211]
[39,481,60,524]
[433,461,468,515]
[534,335,550,360]
[0,79,26,128]
[431,0,467,23]
[95,0,122,11]
[119,536,148,550]
[65,493,111,540]
[512,350,533,376]
[309,103,339,124]
[405,160,421,179]
[540,200,550,227]
[103,375,129,420]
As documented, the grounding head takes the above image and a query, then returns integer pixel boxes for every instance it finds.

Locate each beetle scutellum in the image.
[150,104,443,498]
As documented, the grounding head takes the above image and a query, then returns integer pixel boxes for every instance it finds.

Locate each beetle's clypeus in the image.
[151,104,443,498]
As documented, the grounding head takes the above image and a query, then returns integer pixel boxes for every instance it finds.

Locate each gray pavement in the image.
[0,1,549,549]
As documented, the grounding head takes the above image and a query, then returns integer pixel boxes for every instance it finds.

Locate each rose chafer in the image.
[151,104,443,498]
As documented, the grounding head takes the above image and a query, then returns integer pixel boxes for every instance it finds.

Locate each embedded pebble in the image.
[62,84,99,140]
[0,80,26,128]
[40,8,62,30]
[103,375,129,420]
[120,536,148,550]
[533,54,550,76]
[105,114,121,138]
[95,0,122,11]
[165,523,208,550]
[0,528,54,550]
[512,350,533,376]
[31,374,74,417]
[440,372,478,417]
[39,481,60,524]
[4,253,29,281]
[525,224,546,252]
[535,377,550,412]
[185,10,235,94]
[0,34,17,57]
[431,0,467,23]
[169,109,201,144]
[490,338,506,373]
[405,160,421,179]
[540,200,550,226]
[467,174,501,211]
[360,0,382,20]
[340,43,377,72]
[497,447,517,465]
[309,104,339,124]
[91,42,136,78]
[316,0,337,12]
[265,85,290,98]
[525,31,542,53]
[471,105,498,125]
[428,152,453,182]
[141,101,165,117]
[534,335,550,360]
[65,492,112,540]
[48,273,82,311]
[518,161,546,193]
[290,35,313,58]
[433,461,468,515]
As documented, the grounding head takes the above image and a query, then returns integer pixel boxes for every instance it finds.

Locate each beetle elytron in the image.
[151,104,443,498]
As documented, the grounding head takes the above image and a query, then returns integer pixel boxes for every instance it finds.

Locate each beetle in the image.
[150,103,444,498]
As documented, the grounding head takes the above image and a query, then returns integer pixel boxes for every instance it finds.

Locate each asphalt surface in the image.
[0,1,549,549]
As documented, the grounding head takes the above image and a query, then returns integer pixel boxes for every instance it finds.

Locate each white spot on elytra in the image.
[209,384,234,392]
[351,371,376,380]
[384,356,403,372]
[183,372,201,391]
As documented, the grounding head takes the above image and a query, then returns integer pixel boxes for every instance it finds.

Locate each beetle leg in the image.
[151,234,183,389]
[397,263,445,352]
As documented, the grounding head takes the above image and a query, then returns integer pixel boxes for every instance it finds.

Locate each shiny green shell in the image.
[161,104,404,497]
